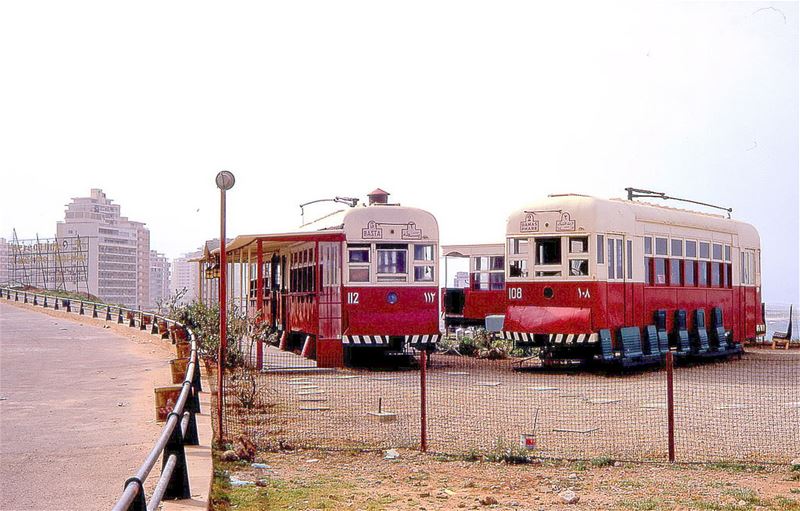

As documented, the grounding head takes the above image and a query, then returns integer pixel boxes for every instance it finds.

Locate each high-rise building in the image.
[0,238,9,286]
[56,189,150,308]
[170,254,199,304]
[149,250,171,310]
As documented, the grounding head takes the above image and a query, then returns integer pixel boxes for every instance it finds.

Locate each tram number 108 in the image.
[508,287,523,300]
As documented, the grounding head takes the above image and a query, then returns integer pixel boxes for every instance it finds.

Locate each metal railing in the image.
[0,287,203,511]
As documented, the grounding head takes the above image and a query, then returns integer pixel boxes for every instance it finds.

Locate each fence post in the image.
[118,308,124,324]
[164,412,191,499]
[121,478,147,511]
[23,292,28,303]
[420,348,428,453]
[666,351,675,463]
[65,300,71,313]
[34,295,38,306]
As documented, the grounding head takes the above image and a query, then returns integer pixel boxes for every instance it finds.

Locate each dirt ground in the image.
[221,346,799,464]
[211,446,800,511]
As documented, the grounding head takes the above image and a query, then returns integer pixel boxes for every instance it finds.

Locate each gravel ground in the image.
[219,346,799,463]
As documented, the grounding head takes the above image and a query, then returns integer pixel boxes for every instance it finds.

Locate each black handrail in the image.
[0,287,202,511]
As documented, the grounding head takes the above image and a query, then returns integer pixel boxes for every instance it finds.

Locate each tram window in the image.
[655,237,668,256]
[376,244,407,275]
[569,237,588,254]
[670,259,681,286]
[509,238,528,255]
[536,270,562,277]
[725,263,732,288]
[490,256,504,271]
[349,267,369,283]
[713,244,723,261]
[698,261,709,286]
[414,244,434,261]
[654,258,667,285]
[569,259,589,276]
[725,245,731,261]
[509,259,528,278]
[490,272,505,290]
[686,240,697,258]
[684,260,695,286]
[473,272,489,290]
[671,239,683,257]
[475,256,489,271]
[711,262,721,287]
[414,265,434,282]
[645,257,653,284]
[348,245,370,263]
[608,239,615,279]
[597,235,604,264]
[627,240,633,279]
[644,237,652,255]
[535,237,561,265]
[699,242,710,259]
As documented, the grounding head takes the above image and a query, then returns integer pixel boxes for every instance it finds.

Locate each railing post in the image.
[183,372,201,445]
[666,351,675,463]
[65,300,71,313]
[151,317,159,335]
[14,291,18,301]
[79,301,85,315]
[129,312,136,328]
[164,412,191,499]
[23,292,28,303]
[93,303,99,318]
[34,295,39,306]
[118,308,124,324]
[420,348,428,453]
[104,306,111,321]
[43,296,47,308]
[139,312,146,330]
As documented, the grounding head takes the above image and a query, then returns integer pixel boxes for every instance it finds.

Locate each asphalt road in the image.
[0,301,173,510]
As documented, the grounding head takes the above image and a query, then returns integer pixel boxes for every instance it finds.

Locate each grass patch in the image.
[617,498,669,510]
[705,462,766,473]
[591,455,615,467]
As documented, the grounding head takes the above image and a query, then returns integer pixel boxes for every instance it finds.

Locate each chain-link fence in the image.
[209,337,799,464]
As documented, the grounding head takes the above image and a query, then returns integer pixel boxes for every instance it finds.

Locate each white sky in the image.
[0,1,797,304]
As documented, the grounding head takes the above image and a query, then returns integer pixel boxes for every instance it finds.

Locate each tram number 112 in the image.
[347,292,359,304]
[508,287,523,300]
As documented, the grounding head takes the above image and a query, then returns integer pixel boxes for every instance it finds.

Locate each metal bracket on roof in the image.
[299,196,359,225]
[625,188,732,218]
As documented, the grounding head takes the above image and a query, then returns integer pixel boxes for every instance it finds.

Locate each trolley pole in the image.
[215,171,236,442]
[666,351,675,463]
[420,348,428,452]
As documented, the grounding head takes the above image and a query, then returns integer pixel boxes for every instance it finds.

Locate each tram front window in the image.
[535,237,561,265]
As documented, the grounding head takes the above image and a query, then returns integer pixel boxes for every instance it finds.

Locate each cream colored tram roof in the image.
[442,243,505,258]
[506,194,760,247]
[221,204,439,262]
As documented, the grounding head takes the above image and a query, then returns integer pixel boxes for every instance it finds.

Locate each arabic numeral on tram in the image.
[508,287,522,300]
[347,292,359,304]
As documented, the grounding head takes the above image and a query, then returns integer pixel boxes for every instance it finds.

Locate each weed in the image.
[590,455,615,467]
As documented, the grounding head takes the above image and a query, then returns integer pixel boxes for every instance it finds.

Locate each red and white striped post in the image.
[215,170,235,442]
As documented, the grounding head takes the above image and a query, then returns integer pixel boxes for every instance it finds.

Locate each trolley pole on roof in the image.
[215,170,236,442]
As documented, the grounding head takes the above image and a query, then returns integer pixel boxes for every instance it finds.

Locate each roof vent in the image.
[368,188,390,205]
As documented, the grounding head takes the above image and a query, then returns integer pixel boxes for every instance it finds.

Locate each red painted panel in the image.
[343,286,439,335]
[505,305,592,333]
[316,339,343,367]
[287,293,318,335]
[462,289,506,321]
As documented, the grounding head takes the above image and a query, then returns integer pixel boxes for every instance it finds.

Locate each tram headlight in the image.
[387,291,398,304]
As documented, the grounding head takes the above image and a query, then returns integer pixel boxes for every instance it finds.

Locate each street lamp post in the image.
[215,170,235,442]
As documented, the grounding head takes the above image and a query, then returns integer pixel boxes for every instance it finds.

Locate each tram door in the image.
[280,255,288,331]
[606,235,630,330]
[270,254,280,330]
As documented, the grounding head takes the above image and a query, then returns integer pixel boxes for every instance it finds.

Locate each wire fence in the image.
[209,336,798,464]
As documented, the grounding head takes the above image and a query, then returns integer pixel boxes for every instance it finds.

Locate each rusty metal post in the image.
[420,348,428,452]
[666,351,675,463]
[256,240,264,370]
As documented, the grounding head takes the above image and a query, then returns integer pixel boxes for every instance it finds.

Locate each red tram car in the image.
[221,189,441,368]
[442,244,507,329]
[500,194,765,366]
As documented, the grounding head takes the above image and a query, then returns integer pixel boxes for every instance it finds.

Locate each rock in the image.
[737,500,746,507]
[568,473,578,479]
[256,478,269,487]
[791,458,800,468]
[613,461,622,467]
[464,481,476,488]
[558,490,580,504]
[479,496,498,506]
[306,459,319,463]
[220,450,239,462]
[251,463,271,469]
[384,449,400,460]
